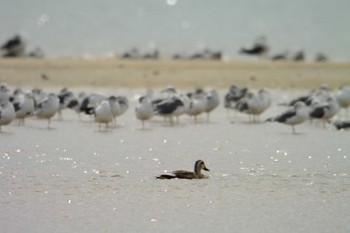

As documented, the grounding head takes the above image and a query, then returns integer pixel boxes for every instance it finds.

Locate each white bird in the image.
[13,93,35,125]
[135,96,154,129]
[237,89,271,122]
[309,97,340,127]
[186,93,207,124]
[94,100,114,131]
[35,93,60,128]
[267,101,309,134]
[204,89,220,122]
[0,101,15,132]
[336,85,350,117]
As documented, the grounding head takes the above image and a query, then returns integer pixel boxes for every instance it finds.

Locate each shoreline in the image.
[1,58,349,90]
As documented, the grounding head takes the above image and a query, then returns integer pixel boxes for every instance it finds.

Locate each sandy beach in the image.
[1,58,350,90]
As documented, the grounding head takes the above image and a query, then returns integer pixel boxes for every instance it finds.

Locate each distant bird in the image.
[94,100,113,131]
[292,50,305,62]
[120,47,140,59]
[35,93,60,128]
[315,53,328,62]
[309,97,340,127]
[41,73,49,81]
[135,96,154,129]
[142,50,159,59]
[267,101,309,134]
[13,93,35,125]
[0,35,25,57]
[239,36,269,57]
[157,160,210,179]
[271,51,289,61]
[189,49,222,60]
[0,101,15,132]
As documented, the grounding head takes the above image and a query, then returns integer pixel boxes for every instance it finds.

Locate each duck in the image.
[157,160,210,179]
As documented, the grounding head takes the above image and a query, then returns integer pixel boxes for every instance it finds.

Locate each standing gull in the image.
[94,100,113,131]
[237,89,271,122]
[336,86,350,117]
[309,97,340,127]
[135,96,154,129]
[204,89,220,122]
[35,93,60,128]
[267,101,309,134]
[13,93,35,125]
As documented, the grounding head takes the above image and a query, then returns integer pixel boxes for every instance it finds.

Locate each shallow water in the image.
[1,90,350,233]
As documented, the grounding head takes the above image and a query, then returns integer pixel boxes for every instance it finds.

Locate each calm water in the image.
[1,89,350,233]
[0,0,350,61]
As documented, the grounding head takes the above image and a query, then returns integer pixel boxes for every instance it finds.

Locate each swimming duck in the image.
[157,160,210,179]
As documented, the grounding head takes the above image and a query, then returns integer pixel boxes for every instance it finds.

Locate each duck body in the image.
[157,160,210,180]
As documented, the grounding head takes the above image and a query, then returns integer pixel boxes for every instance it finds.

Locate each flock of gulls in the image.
[1,83,350,135]
[1,83,350,179]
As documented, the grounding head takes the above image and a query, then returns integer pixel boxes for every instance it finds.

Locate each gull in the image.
[224,85,248,116]
[186,92,207,124]
[35,93,60,128]
[237,89,271,122]
[267,101,309,134]
[336,85,350,117]
[135,96,154,129]
[94,100,113,131]
[204,89,220,122]
[157,160,210,179]
[154,95,185,125]
[0,101,15,132]
[309,97,340,127]
[80,93,106,117]
[13,93,35,125]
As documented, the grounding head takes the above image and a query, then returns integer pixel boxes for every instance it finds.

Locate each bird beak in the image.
[204,166,210,171]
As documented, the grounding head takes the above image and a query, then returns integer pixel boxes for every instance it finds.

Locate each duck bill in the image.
[204,166,210,171]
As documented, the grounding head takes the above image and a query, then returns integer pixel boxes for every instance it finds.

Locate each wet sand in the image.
[1,58,350,90]
[1,59,350,233]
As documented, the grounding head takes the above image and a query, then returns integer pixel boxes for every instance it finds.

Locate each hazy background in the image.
[0,0,349,61]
